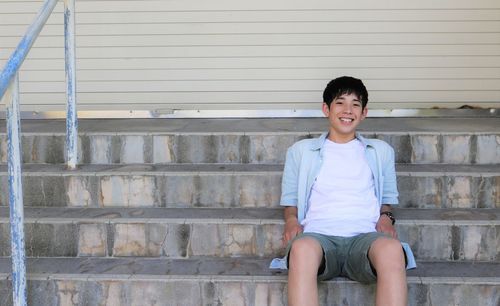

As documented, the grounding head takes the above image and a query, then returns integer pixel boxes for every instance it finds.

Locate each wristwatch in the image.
[380,211,396,225]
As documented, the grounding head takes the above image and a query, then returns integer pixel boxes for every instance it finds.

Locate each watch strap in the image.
[380,211,396,225]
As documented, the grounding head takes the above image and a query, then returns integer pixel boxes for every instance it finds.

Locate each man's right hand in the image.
[283,218,303,247]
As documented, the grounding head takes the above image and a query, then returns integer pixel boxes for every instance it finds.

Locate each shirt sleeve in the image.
[381,145,399,205]
[280,145,299,207]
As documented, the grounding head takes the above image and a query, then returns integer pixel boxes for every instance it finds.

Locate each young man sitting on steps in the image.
[281,76,408,306]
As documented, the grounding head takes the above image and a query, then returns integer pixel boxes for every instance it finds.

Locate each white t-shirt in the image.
[301,138,380,237]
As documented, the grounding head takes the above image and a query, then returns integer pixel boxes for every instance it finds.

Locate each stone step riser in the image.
[0,133,498,165]
[0,279,497,306]
[1,173,497,209]
[0,222,496,261]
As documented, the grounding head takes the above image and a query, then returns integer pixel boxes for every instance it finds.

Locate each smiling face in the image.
[322,93,368,143]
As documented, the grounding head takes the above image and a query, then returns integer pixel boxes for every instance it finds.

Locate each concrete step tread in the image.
[1,118,499,135]
[0,207,498,225]
[0,257,498,282]
[1,163,499,175]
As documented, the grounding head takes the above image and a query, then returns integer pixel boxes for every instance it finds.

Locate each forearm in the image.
[380,204,392,213]
[283,206,302,245]
[284,206,299,224]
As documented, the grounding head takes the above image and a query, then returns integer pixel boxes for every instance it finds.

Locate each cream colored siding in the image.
[1,0,499,112]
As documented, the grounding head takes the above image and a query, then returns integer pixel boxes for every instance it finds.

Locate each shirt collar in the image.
[310,132,370,151]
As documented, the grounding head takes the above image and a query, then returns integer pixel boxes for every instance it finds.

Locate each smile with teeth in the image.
[339,118,354,122]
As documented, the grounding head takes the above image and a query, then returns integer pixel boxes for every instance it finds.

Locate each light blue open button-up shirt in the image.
[280,132,399,222]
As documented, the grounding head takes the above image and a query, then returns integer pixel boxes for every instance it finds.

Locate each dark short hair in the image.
[323,76,368,109]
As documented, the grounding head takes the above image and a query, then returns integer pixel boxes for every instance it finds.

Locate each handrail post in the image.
[3,74,27,306]
[64,0,78,170]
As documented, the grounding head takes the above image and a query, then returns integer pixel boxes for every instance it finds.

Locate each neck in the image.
[327,131,356,144]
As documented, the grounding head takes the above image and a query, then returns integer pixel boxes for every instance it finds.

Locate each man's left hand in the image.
[376,216,397,239]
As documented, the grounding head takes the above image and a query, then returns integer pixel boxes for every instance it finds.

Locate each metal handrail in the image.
[0,0,77,304]
[0,0,58,99]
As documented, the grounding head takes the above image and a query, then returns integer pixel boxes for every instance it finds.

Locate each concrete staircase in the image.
[0,117,498,306]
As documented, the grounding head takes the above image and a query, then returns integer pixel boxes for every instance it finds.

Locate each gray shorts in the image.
[285,231,389,284]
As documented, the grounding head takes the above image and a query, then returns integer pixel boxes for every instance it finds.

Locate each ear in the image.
[322,103,330,117]
[361,107,368,120]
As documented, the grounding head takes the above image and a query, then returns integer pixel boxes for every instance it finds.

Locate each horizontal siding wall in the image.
[0,0,499,112]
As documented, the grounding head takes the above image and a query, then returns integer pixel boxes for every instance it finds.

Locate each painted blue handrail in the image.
[0,0,59,100]
[0,0,78,304]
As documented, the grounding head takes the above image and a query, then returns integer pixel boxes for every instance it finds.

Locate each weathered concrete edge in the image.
[0,207,498,225]
[1,117,499,135]
[2,131,500,136]
[0,218,497,226]
[1,166,499,177]
[14,274,500,285]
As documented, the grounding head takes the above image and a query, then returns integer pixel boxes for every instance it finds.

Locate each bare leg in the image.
[369,237,408,306]
[287,237,324,306]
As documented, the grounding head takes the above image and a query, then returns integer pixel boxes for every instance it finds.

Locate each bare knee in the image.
[369,238,405,272]
[289,237,323,268]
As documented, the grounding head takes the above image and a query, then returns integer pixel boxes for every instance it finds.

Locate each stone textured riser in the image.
[0,278,497,306]
[0,221,497,261]
[0,172,497,209]
[0,133,498,165]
